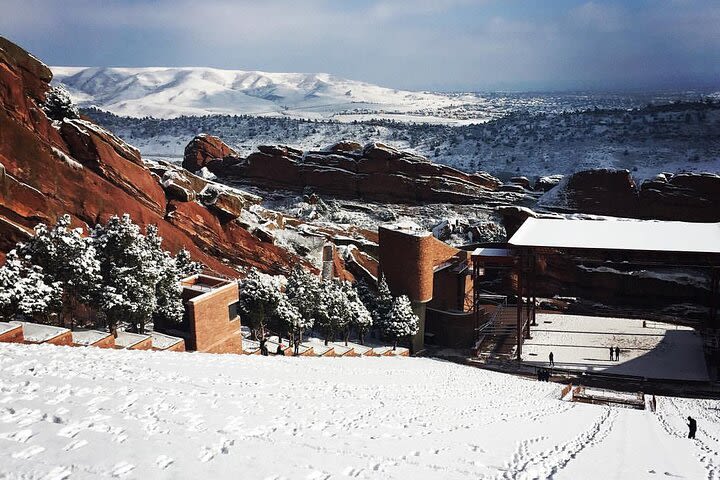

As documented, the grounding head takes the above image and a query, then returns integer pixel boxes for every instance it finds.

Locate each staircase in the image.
[473,305,524,359]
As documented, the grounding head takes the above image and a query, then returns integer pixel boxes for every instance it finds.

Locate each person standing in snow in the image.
[614,346,620,361]
[276,343,285,356]
[549,351,554,367]
[609,346,614,361]
[687,416,697,439]
[260,337,269,356]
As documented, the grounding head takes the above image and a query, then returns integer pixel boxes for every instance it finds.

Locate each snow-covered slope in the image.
[0,343,715,479]
[52,66,472,121]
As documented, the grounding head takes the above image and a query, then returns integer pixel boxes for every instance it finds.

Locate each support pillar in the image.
[516,255,523,361]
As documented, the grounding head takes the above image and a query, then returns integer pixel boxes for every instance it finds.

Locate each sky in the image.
[1,0,719,92]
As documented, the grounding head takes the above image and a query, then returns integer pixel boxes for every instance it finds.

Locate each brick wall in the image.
[188,282,243,354]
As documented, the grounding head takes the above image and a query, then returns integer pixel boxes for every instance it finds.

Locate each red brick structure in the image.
[0,323,24,343]
[378,225,474,352]
[156,274,243,354]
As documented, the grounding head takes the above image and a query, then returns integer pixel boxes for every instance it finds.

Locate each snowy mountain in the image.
[51,66,475,121]
[0,342,715,479]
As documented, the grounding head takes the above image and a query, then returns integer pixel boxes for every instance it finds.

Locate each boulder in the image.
[329,141,363,154]
[183,134,240,172]
[510,176,532,190]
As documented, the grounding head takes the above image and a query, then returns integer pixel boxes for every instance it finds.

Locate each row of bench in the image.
[243,336,410,357]
[0,321,185,352]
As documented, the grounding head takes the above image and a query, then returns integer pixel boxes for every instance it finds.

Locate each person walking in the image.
[549,351,555,367]
[687,416,697,439]
[614,346,620,361]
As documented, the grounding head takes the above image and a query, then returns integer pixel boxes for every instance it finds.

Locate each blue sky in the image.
[2,0,718,91]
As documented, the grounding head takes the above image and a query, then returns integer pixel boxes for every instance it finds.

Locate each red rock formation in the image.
[183,134,242,172]
[184,135,505,204]
[0,36,306,276]
[540,169,720,222]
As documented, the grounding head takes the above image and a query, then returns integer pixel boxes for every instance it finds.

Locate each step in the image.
[72,329,115,348]
[10,321,72,346]
[0,322,24,344]
[150,332,185,352]
[114,331,152,350]
[330,342,355,357]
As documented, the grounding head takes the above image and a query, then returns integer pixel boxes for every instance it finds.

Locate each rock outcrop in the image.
[540,168,720,221]
[183,136,508,204]
[0,36,306,275]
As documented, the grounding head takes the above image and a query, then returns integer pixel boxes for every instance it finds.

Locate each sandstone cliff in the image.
[183,135,512,205]
[0,36,307,276]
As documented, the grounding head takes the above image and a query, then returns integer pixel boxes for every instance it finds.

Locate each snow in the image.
[8,322,68,343]
[522,314,709,381]
[0,322,20,335]
[51,66,475,122]
[71,330,111,347]
[149,332,183,350]
[509,216,720,254]
[0,342,715,479]
[114,332,150,349]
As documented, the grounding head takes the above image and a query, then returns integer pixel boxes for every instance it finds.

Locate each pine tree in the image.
[17,215,101,328]
[0,251,62,322]
[384,295,419,350]
[175,248,203,277]
[373,274,394,333]
[238,269,281,338]
[275,294,312,355]
[145,225,184,330]
[347,287,373,345]
[92,215,158,335]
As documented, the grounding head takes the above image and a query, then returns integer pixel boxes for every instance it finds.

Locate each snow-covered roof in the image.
[150,331,184,349]
[0,322,21,335]
[509,217,720,255]
[72,329,112,346]
[10,321,69,343]
[115,331,151,348]
[471,247,514,258]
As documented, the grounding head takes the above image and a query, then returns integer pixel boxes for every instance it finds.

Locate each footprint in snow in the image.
[62,439,88,451]
[199,447,215,463]
[156,455,174,469]
[42,466,72,480]
[12,445,45,459]
[0,428,34,443]
[111,461,135,477]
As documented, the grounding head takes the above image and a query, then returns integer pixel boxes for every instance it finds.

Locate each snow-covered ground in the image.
[0,343,717,479]
[522,314,709,381]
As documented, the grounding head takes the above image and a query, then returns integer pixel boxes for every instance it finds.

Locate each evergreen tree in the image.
[345,283,373,345]
[92,215,158,335]
[175,248,203,277]
[373,274,394,332]
[145,226,184,329]
[384,295,419,350]
[275,294,312,355]
[0,251,62,322]
[238,269,281,338]
[17,215,101,328]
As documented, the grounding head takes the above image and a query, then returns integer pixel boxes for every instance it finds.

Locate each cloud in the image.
[1,0,718,91]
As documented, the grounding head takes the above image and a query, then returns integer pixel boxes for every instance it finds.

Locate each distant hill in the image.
[52,66,470,121]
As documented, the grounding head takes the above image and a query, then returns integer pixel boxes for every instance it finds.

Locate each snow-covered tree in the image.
[284,266,322,322]
[238,269,281,338]
[145,226,184,329]
[17,214,101,328]
[175,248,203,277]
[92,215,158,335]
[314,281,345,346]
[384,295,419,350]
[373,274,394,332]
[344,283,373,345]
[43,85,79,121]
[275,294,312,355]
[0,251,62,322]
